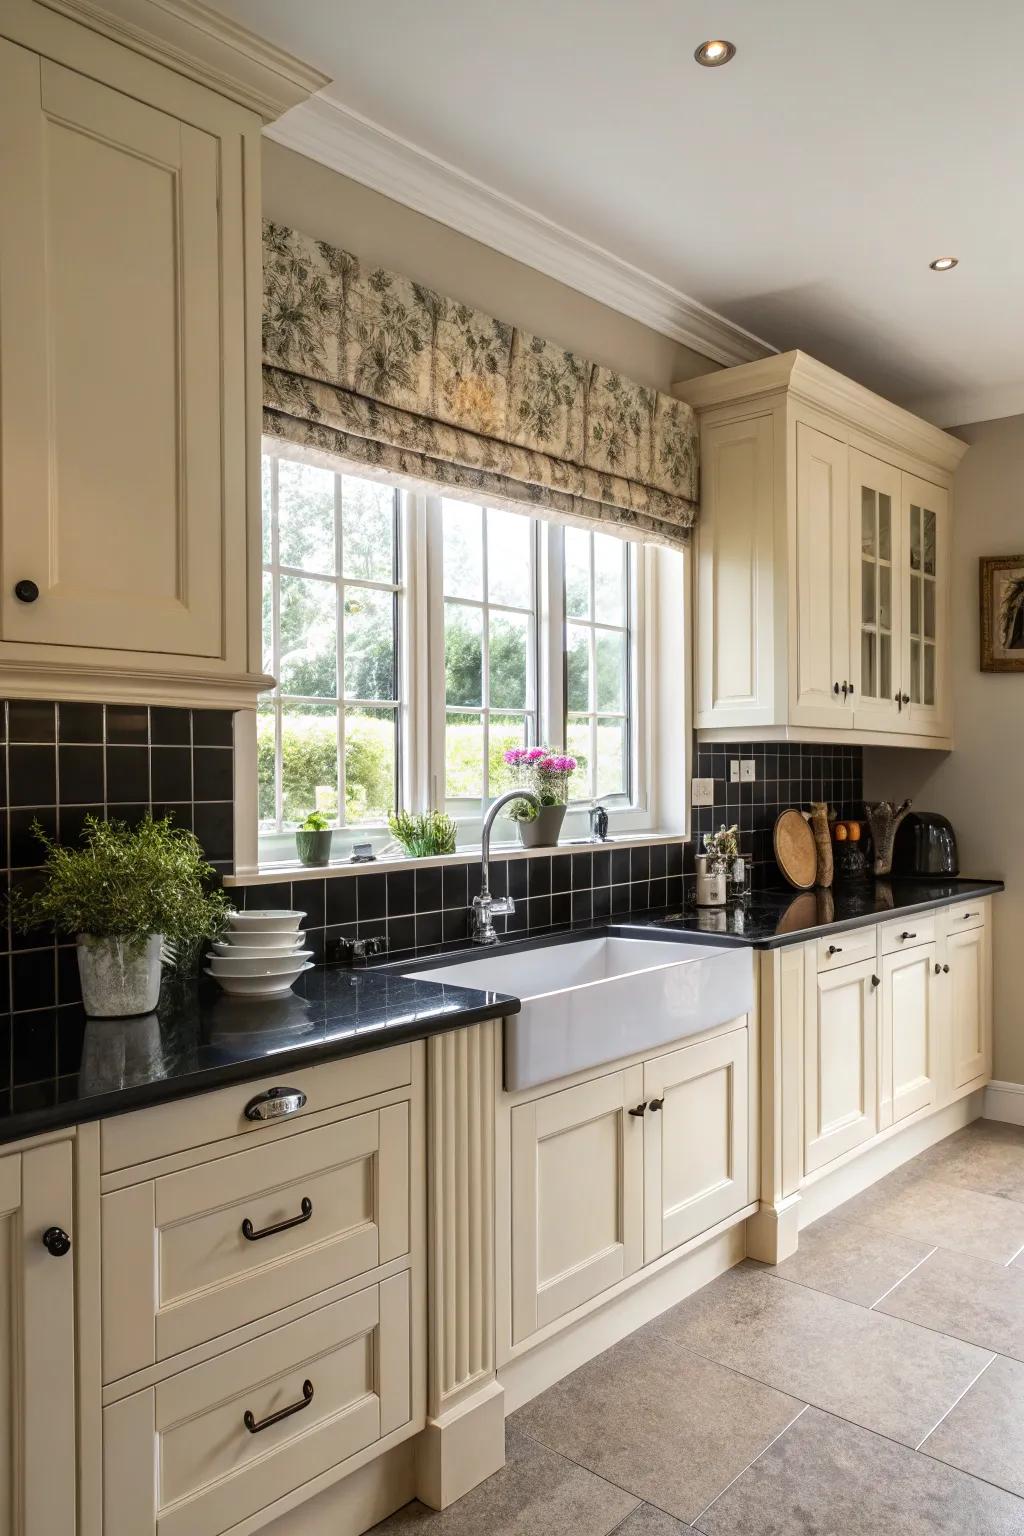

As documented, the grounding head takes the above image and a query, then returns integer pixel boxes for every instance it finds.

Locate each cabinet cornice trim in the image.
[33,0,330,120]
[674,350,968,476]
[0,659,273,709]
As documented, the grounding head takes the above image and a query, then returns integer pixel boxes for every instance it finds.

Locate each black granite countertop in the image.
[0,875,1002,1146]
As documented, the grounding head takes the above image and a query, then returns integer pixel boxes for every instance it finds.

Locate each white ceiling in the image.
[210,0,1024,425]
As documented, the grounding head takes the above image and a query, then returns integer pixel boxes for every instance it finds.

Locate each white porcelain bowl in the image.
[206,952,313,977]
[205,963,313,998]
[211,938,304,958]
[217,927,306,948]
[226,909,304,933]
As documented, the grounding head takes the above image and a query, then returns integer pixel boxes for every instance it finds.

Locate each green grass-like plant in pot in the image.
[9,814,230,1017]
[296,810,334,868]
[387,810,458,859]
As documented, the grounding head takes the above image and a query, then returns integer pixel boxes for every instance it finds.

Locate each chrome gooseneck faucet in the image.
[470,789,540,945]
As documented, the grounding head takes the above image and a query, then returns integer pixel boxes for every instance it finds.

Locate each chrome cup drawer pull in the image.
[243,1378,314,1434]
[241,1196,313,1242]
[244,1086,307,1123]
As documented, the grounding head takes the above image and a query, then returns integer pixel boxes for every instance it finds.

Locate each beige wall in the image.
[261,140,717,393]
[865,414,1024,1082]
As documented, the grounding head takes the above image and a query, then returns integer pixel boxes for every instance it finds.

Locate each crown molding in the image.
[36,0,330,121]
[266,95,775,369]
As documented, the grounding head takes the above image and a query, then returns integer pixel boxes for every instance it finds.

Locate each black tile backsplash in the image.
[0,700,234,1091]
[693,742,863,886]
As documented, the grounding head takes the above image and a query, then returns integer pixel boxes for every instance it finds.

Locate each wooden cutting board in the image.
[774,809,818,890]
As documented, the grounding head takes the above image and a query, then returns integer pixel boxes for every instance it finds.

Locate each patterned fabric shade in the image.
[262,221,699,548]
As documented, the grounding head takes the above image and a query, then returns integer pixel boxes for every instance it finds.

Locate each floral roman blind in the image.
[261,221,699,549]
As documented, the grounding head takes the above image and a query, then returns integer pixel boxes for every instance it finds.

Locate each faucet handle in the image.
[488,895,516,916]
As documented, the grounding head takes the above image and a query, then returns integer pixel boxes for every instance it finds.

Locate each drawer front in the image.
[816,927,877,971]
[103,1276,413,1536]
[101,1043,412,1172]
[880,915,936,955]
[102,1103,410,1382]
[945,899,987,934]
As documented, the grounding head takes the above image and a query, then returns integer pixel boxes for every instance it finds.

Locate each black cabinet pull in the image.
[628,1102,647,1117]
[833,682,840,695]
[242,1196,312,1242]
[847,681,855,695]
[871,974,880,988]
[42,1226,71,1257]
[961,912,979,920]
[244,1379,314,1434]
[934,962,942,975]
[942,963,950,974]
[649,1097,665,1112]
[901,692,911,705]
[899,931,917,942]
[895,692,902,713]
[827,944,844,956]
[244,1086,307,1123]
[14,579,39,603]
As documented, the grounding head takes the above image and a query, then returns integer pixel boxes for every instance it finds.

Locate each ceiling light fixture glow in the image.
[929,256,959,271]
[694,39,736,67]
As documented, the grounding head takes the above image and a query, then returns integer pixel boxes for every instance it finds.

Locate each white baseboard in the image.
[984,1080,1024,1126]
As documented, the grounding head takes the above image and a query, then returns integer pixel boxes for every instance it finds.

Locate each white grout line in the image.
[690,1403,809,1528]
[1002,1238,1024,1268]
[913,1352,997,1451]
[869,1246,938,1310]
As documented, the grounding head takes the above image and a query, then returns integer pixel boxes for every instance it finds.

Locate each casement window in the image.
[257,443,685,865]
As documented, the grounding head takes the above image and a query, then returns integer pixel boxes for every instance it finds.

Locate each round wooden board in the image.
[774,809,817,890]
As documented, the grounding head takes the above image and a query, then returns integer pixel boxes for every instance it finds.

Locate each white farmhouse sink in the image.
[405,935,754,1090]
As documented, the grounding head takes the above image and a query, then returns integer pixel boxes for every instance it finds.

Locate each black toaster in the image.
[892,812,959,877]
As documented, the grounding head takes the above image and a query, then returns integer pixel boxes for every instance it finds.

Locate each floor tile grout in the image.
[689,1403,810,1529]
[868,1245,938,1310]
[914,1351,997,1451]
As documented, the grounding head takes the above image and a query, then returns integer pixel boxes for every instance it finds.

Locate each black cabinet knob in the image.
[942,963,950,974]
[42,1226,71,1257]
[901,693,911,705]
[833,682,840,695]
[627,1102,648,1118]
[14,580,39,603]
[649,1097,665,1112]
[935,963,942,975]
[827,944,844,957]
[871,974,881,988]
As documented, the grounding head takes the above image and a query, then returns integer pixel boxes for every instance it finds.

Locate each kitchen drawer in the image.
[101,1043,412,1173]
[944,899,987,934]
[102,1102,411,1382]
[880,915,936,955]
[103,1275,414,1536]
[816,927,877,971]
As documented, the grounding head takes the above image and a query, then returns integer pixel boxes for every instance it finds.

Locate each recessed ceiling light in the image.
[929,256,958,271]
[694,39,736,67]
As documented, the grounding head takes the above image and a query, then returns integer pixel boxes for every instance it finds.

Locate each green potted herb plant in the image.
[10,814,230,1018]
[296,810,334,867]
[387,810,458,858]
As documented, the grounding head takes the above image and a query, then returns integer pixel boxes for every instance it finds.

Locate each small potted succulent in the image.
[9,814,229,1018]
[388,810,458,858]
[296,810,334,867]
[503,748,579,848]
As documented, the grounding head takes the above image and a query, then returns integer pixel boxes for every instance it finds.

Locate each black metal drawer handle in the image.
[961,912,979,920]
[242,1196,313,1242]
[628,1102,648,1117]
[244,1378,313,1434]
[827,944,844,957]
[899,931,917,942]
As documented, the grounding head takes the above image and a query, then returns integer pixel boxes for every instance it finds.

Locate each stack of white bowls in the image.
[205,910,313,997]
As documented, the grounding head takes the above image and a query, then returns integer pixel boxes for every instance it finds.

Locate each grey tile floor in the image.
[372,1118,1024,1534]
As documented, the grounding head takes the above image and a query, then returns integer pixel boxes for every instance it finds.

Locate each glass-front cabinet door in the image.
[900,474,950,736]
[849,450,902,731]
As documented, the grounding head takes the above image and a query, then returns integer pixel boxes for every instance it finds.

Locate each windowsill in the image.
[224,830,688,886]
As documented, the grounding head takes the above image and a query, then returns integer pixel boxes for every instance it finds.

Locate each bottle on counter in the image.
[695,854,727,907]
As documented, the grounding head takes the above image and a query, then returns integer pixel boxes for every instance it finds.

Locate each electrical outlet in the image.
[729,760,740,782]
[691,777,714,806]
[740,759,756,782]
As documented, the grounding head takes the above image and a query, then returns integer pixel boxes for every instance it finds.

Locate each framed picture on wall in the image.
[980,555,1024,671]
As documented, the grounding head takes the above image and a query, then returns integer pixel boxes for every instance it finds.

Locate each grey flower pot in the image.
[76,933,163,1018]
[296,828,334,867]
[517,804,566,849]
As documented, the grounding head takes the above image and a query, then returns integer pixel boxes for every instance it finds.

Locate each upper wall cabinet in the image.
[674,352,966,748]
[0,0,326,708]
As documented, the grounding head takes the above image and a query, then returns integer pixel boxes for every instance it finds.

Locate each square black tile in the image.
[611,848,631,885]
[415,910,443,948]
[592,849,611,887]
[58,702,103,743]
[151,747,192,802]
[592,884,611,919]
[150,707,192,746]
[442,864,468,911]
[630,879,650,911]
[11,1008,56,1082]
[9,745,55,806]
[153,803,193,833]
[9,808,55,869]
[388,915,415,953]
[415,866,443,913]
[507,860,528,900]
[106,705,149,745]
[58,745,104,804]
[630,846,650,882]
[572,890,592,924]
[527,857,551,897]
[527,895,551,930]
[550,854,572,892]
[611,883,631,914]
[292,879,326,930]
[56,946,80,1006]
[326,877,357,927]
[649,843,666,879]
[550,891,572,928]
[442,908,469,944]
[11,950,55,1012]
[56,1004,86,1072]
[192,802,233,864]
[0,1014,9,1092]
[386,869,415,917]
[105,746,149,803]
[648,876,667,909]
[242,881,291,911]
[571,851,592,889]
[192,710,234,747]
[8,700,55,743]
[505,901,527,934]
[357,872,386,921]
[193,747,233,802]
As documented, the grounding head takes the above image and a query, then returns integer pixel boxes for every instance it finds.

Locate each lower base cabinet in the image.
[948,922,991,1089]
[509,1022,750,1347]
[880,943,939,1129]
[804,959,879,1174]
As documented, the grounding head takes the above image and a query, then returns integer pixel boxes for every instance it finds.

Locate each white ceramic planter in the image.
[76,933,164,1018]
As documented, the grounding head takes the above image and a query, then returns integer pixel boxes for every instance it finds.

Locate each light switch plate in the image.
[740,760,756,782]
[729,760,740,782]
[691,777,714,806]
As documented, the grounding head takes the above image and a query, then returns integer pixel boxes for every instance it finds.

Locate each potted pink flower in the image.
[502,747,580,848]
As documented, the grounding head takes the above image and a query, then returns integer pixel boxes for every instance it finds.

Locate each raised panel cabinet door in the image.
[849,449,904,733]
[510,1066,644,1345]
[0,41,227,657]
[947,922,991,1089]
[696,413,777,728]
[0,1141,77,1536]
[899,474,951,737]
[880,944,939,1130]
[642,1027,749,1263]
[791,423,853,727]
[804,956,879,1175]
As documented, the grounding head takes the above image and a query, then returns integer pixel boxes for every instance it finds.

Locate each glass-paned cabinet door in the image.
[901,475,949,735]
[849,451,902,730]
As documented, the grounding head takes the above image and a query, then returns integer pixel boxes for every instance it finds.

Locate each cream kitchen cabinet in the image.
[0,0,321,707]
[803,956,879,1174]
[675,351,966,747]
[947,918,991,1090]
[879,942,940,1129]
[0,1137,78,1535]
